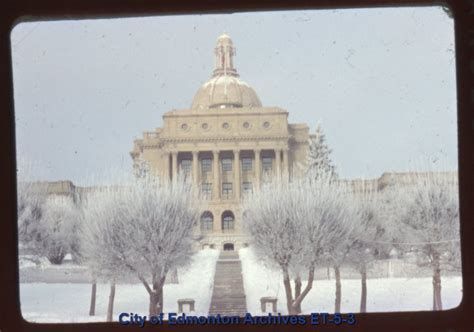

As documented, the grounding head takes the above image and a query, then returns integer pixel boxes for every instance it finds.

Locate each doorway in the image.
[223,243,234,251]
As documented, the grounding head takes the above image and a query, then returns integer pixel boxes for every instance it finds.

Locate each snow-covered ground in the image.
[239,248,463,314]
[20,247,464,322]
[20,249,219,323]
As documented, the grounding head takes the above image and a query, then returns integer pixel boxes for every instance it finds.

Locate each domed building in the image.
[131,33,311,251]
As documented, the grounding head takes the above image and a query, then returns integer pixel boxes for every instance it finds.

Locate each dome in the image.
[191,75,262,109]
[191,33,262,110]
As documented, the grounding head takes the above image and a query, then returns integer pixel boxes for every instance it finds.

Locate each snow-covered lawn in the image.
[240,248,463,314]
[20,249,219,323]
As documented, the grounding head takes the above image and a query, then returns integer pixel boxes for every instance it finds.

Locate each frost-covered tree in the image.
[307,124,337,179]
[81,175,200,317]
[318,182,361,313]
[389,172,459,311]
[69,193,85,264]
[323,228,354,313]
[36,195,79,264]
[243,174,353,315]
[80,186,124,319]
[18,177,82,266]
[17,159,48,257]
[302,175,354,314]
[243,180,305,315]
[17,181,45,255]
[346,187,392,313]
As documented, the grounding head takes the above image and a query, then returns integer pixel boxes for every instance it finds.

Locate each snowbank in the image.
[239,248,462,314]
[20,249,219,323]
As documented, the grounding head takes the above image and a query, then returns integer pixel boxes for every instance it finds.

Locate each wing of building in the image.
[130,33,311,251]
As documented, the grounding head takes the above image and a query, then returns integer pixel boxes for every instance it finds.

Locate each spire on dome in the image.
[213,33,238,77]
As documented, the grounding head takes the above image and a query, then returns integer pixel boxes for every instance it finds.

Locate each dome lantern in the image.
[213,33,238,77]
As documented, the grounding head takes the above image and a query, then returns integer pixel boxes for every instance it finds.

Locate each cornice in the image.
[163,107,288,118]
[159,135,291,144]
[142,143,163,149]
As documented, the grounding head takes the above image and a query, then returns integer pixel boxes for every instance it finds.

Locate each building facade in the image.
[130,34,311,251]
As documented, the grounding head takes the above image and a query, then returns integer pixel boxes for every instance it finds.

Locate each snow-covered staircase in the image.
[208,251,247,316]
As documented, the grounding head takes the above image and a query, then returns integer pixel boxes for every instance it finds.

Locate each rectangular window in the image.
[201,183,212,199]
[262,157,273,172]
[201,158,212,173]
[243,181,253,194]
[242,157,253,171]
[222,158,233,172]
[222,182,233,199]
[180,159,192,174]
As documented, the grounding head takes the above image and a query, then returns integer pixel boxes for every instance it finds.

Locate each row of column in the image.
[169,149,289,200]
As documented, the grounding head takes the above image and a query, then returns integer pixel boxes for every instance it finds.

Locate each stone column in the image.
[233,149,240,200]
[171,151,178,180]
[282,148,289,183]
[254,149,261,190]
[275,149,281,179]
[192,151,199,186]
[212,150,220,200]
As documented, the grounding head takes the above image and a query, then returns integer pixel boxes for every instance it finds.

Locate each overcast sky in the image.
[11,6,456,186]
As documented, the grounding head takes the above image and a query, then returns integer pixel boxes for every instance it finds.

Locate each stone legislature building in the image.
[34,34,456,253]
[130,33,311,251]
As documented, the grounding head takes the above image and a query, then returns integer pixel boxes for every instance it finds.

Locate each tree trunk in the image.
[107,283,116,322]
[282,268,297,315]
[292,265,315,315]
[89,282,96,316]
[294,276,302,314]
[158,285,164,312]
[360,265,367,313]
[432,253,442,310]
[149,288,163,316]
[334,266,341,313]
[148,275,166,316]
[149,291,161,316]
[281,265,314,315]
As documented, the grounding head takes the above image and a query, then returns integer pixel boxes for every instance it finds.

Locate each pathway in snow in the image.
[208,251,247,316]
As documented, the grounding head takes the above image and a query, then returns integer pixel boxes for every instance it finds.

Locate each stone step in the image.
[208,251,248,315]
[215,265,242,269]
[210,303,246,308]
[213,279,244,284]
[210,298,246,303]
[211,290,245,294]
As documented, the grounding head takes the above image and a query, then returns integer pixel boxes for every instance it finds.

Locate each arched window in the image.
[222,211,235,232]
[200,211,213,232]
